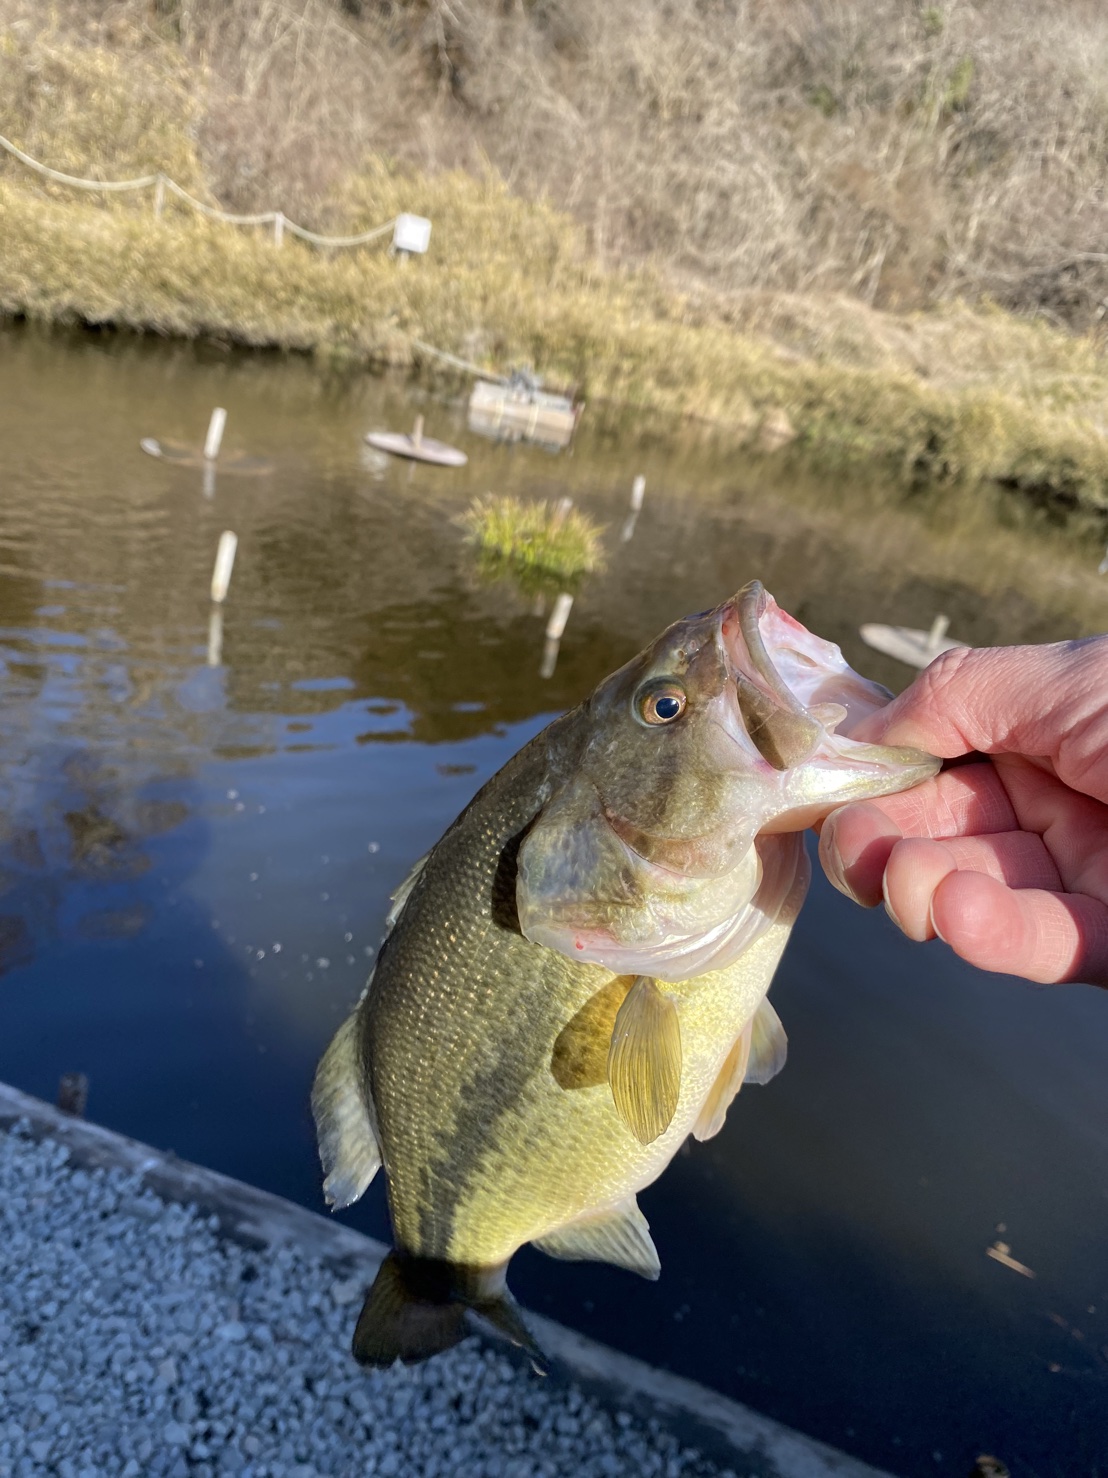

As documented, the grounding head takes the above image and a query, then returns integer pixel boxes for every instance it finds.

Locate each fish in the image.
[311,579,939,1369]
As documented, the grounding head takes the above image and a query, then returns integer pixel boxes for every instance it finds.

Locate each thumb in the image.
[850,640,1108,771]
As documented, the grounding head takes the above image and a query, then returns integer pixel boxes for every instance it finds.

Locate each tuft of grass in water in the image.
[462,496,607,587]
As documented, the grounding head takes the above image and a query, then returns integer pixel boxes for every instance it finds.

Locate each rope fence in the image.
[409,337,508,384]
[0,133,398,250]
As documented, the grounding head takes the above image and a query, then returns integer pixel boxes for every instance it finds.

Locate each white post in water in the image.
[204,408,227,462]
[154,173,166,218]
[541,592,574,679]
[549,497,573,533]
[546,592,574,641]
[412,415,424,451]
[926,613,950,655]
[207,607,224,667]
[273,211,285,248]
[621,476,646,542]
[211,531,238,604]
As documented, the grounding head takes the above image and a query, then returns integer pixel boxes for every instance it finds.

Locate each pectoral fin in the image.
[533,1197,660,1281]
[692,1025,753,1142]
[745,997,788,1085]
[311,1013,381,1210]
[607,976,682,1145]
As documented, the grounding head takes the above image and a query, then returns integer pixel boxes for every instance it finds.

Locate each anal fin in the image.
[311,1013,381,1210]
[533,1198,660,1281]
[607,975,682,1145]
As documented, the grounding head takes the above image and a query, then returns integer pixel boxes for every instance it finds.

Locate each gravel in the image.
[0,1120,738,1478]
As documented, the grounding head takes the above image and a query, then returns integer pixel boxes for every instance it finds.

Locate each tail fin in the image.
[352,1252,547,1372]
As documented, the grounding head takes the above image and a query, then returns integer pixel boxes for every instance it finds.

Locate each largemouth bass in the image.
[312,581,938,1368]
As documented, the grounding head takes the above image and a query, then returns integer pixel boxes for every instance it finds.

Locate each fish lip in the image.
[718,581,880,735]
[718,580,806,717]
[715,582,938,783]
[731,580,805,712]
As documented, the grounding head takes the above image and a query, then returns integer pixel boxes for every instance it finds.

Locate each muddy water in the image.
[0,323,1106,1478]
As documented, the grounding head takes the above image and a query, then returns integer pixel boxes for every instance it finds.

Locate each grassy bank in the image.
[5,3,1108,519]
[5,170,1108,519]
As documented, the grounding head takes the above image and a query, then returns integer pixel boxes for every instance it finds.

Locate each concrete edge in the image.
[0,1082,896,1478]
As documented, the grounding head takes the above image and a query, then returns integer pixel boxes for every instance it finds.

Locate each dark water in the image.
[1,323,1106,1478]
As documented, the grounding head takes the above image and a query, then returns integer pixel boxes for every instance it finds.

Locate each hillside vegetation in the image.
[4,0,1108,517]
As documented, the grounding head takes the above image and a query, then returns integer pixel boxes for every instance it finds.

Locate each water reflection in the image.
[0,322,1106,1478]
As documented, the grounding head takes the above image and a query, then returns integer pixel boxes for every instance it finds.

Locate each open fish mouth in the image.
[717,580,938,796]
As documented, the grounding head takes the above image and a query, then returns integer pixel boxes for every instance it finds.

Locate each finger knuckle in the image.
[920,644,974,699]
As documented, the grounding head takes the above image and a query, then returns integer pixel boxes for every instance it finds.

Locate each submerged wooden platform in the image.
[0,1080,894,1478]
[467,378,582,451]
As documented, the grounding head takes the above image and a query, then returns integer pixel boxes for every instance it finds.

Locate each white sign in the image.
[392,214,432,255]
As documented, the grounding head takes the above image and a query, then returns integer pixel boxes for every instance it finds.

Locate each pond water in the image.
[1,323,1106,1478]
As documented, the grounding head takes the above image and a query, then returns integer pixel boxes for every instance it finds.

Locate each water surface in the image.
[0,324,1106,1478]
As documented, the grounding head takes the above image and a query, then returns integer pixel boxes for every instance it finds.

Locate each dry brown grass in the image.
[4,1,1108,518]
[4,0,1108,325]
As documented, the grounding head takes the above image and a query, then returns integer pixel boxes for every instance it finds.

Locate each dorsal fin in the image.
[607,976,682,1145]
[311,1013,381,1210]
[692,1025,753,1142]
[533,1198,661,1281]
[746,997,788,1085]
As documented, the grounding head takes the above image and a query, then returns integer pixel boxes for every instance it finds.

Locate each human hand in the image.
[818,639,1108,986]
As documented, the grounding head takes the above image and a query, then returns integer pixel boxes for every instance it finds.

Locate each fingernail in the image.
[819,813,862,904]
[928,897,949,944]
[882,875,904,933]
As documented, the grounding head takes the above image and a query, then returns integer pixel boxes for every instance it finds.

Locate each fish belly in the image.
[444,891,800,1267]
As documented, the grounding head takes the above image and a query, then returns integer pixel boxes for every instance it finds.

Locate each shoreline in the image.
[4,179,1108,527]
[0,1080,892,1478]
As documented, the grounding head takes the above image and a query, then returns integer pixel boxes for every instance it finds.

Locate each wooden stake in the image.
[207,607,224,667]
[550,497,573,533]
[57,1072,89,1118]
[546,592,574,641]
[211,531,238,604]
[204,407,227,462]
[926,614,950,654]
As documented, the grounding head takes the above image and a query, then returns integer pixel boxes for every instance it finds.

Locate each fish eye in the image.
[635,681,687,726]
